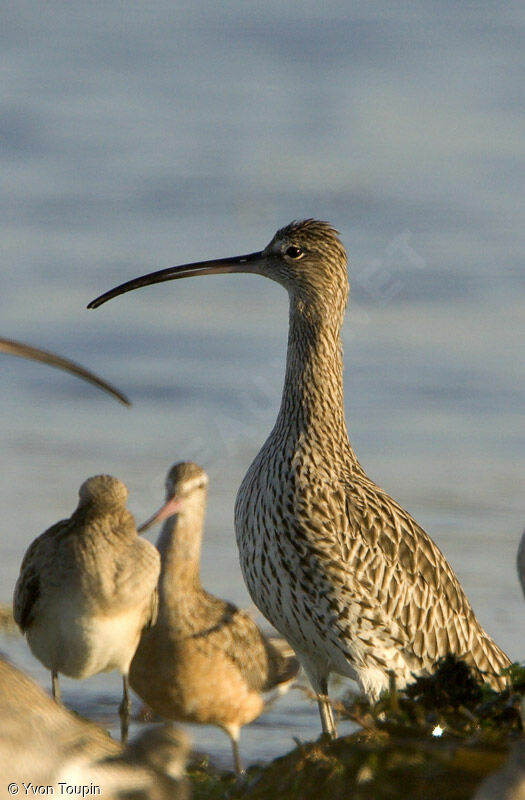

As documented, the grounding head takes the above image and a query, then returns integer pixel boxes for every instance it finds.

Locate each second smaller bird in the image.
[129,462,300,775]
[13,475,161,743]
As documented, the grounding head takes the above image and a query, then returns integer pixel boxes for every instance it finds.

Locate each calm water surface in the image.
[1,1,524,767]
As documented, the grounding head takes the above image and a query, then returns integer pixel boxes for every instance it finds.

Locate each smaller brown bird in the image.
[13,475,160,743]
[129,462,300,774]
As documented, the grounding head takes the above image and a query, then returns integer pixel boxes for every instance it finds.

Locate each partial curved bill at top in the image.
[0,337,130,406]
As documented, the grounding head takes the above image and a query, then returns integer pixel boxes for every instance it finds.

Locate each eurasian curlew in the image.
[89,219,510,737]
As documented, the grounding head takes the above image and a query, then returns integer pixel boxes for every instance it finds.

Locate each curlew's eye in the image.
[285,245,303,259]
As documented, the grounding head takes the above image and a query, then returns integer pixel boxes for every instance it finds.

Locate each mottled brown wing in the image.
[293,471,509,688]
[340,474,511,683]
[13,520,68,631]
[191,597,298,693]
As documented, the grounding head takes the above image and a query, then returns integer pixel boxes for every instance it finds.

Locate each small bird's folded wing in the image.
[13,521,69,631]
[193,597,299,694]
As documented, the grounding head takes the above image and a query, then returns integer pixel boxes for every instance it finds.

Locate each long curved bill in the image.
[138,495,183,533]
[0,337,130,406]
[87,251,263,309]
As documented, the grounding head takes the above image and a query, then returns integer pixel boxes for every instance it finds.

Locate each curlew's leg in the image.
[52,670,61,704]
[119,674,131,745]
[317,678,336,738]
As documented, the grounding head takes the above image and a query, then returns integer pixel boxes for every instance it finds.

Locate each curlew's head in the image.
[138,461,209,532]
[88,219,349,316]
[78,474,129,511]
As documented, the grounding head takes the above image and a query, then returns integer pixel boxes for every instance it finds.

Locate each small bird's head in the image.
[138,462,208,532]
[165,461,209,500]
[78,475,129,510]
[88,219,349,318]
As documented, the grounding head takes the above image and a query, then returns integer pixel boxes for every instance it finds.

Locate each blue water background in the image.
[1,1,524,767]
